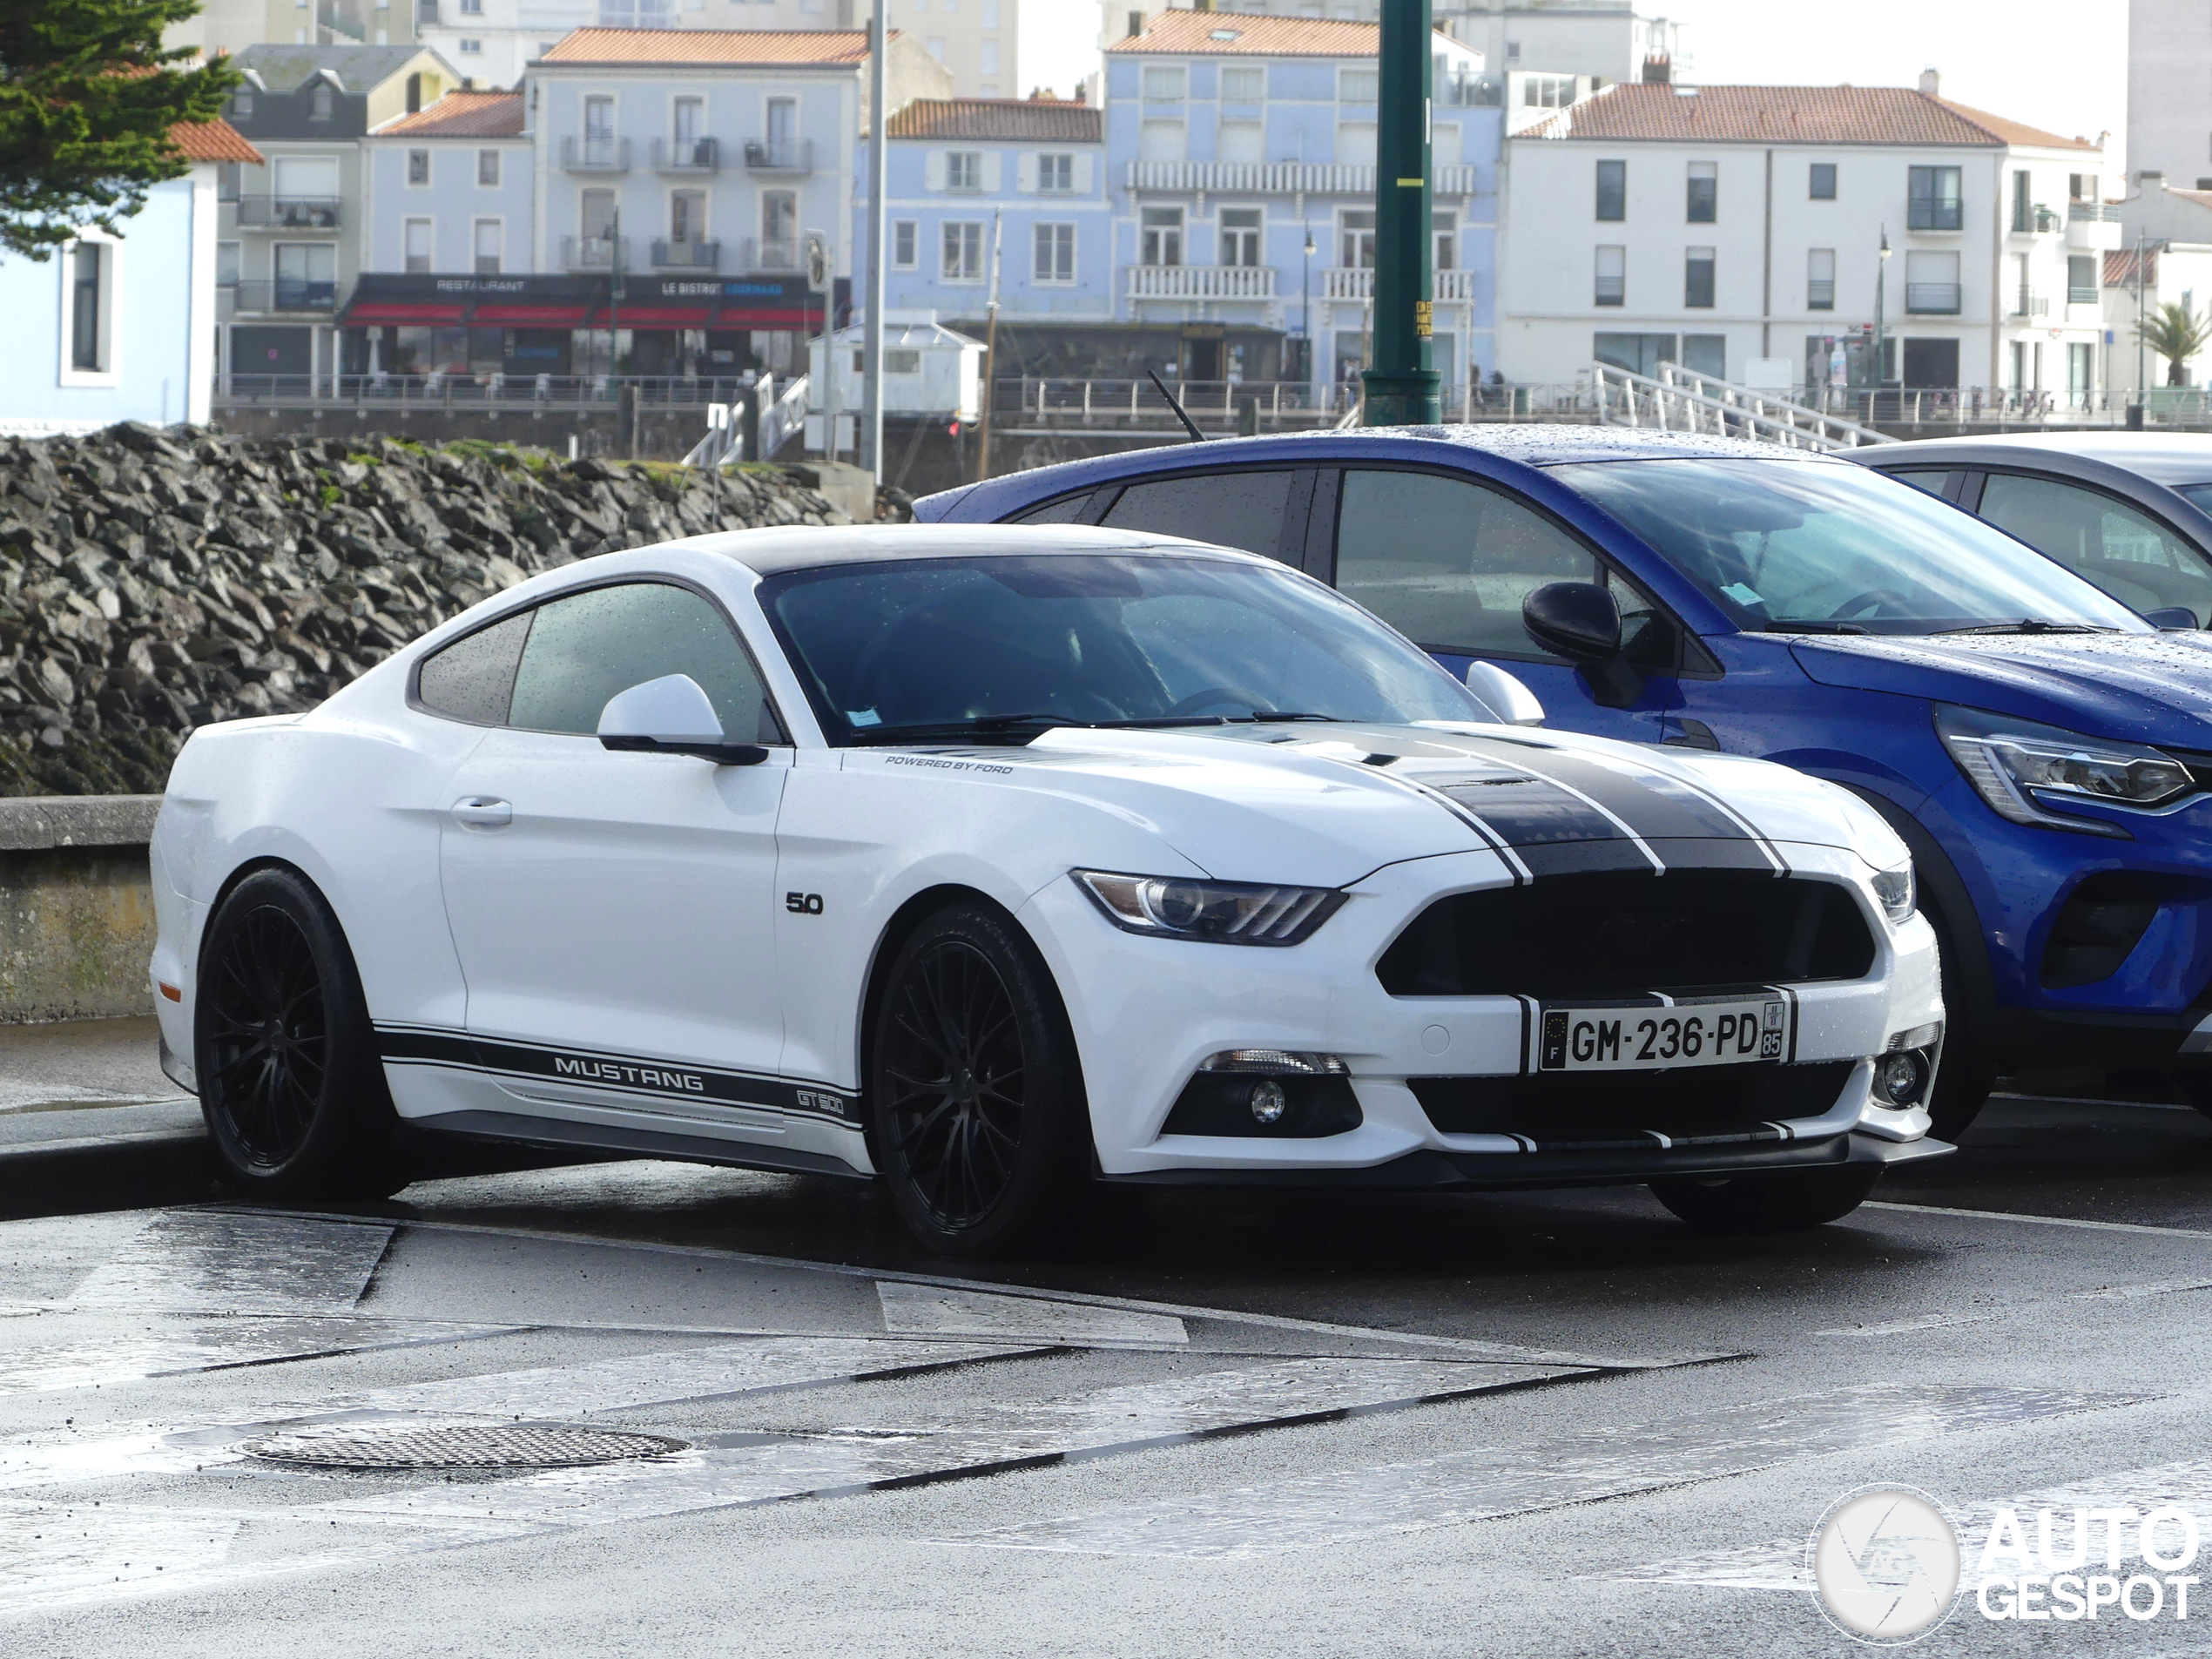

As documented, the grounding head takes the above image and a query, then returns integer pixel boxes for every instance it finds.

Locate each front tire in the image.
[1650,1164,1884,1234]
[195,867,407,1199]
[867,901,1088,1256]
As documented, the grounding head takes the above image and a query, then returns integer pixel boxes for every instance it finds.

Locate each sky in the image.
[1018,0,2131,159]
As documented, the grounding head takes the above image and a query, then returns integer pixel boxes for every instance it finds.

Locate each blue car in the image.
[920,426,2212,1136]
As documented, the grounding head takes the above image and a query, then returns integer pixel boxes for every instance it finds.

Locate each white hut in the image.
[807,311,983,452]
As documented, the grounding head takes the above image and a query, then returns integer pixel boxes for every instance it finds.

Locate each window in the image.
[892,219,917,267]
[1143,65,1186,101]
[885,348,922,374]
[1141,206,1183,266]
[230,90,253,119]
[1097,470,1298,559]
[673,94,702,150]
[460,0,482,11]
[761,190,796,261]
[1522,73,1575,109]
[1810,161,1836,200]
[309,81,334,119]
[502,584,779,743]
[472,219,501,274]
[1433,208,1456,273]
[1686,160,1716,223]
[1807,247,1835,310]
[407,148,429,185]
[1595,245,1624,306]
[1139,118,1187,161]
[477,148,500,186]
[1595,332,1677,377]
[2012,167,2031,233]
[1910,165,1963,232]
[1339,207,1373,269]
[1222,64,1264,102]
[2068,253,2098,305]
[2070,172,2097,202]
[403,217,432,272]
[584,94,615,153]
[1219,206,1261,267]
[216,240,239,287]
[980,39,999,76]
[670,188,705,245]
[1682,334,1726,378]
[941,219,983,280]
[1338,66,1379,103]
[274,242,335,307]
[415,610,532,725]
[1595,158,1625,221]
[1034,221,1075,283]
[69,243,107,373]
[1978,475,2212,628]
[581,186,617,244]
[1037,152,1073,193]
[1335,470,1599,658]
[460,37,482,53]
[216,161,241,202]
[1684,246,1715,307]
[946,151,981,191]
[1334,121,1375,165]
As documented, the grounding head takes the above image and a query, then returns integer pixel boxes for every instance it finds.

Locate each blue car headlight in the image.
[1072,871,1345,946]
[1935,706,2195,837]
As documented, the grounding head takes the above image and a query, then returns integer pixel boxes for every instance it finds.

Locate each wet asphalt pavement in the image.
[7,1019,2212,1656]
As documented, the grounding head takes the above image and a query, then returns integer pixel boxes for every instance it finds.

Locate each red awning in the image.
[711,307,819,328]
[608,305,717,327]
[470,304,593,327]
[344,302,467,325]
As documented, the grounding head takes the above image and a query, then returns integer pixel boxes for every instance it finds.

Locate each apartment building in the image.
[1499,77,2119,396]
[2128,0,2211,196]
[2107,180,2212,396]
[860,97,1110,325]
[1106,11,1499,393]
[361,89,536,280]
[193,0,425,52]
[217,44,462,382]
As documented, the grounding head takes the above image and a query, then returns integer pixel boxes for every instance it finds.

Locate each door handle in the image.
[450,796,513,831]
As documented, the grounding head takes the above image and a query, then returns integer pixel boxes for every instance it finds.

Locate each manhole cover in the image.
[246,1425,689,1471]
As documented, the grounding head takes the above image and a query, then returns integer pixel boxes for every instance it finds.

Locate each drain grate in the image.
[246,1424,690,1471]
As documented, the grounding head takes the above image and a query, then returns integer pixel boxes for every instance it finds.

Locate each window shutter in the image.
[1017,153,1036,193]
[983,151,1003,192]
[1074,152,1095,193]
[925,150,945,191]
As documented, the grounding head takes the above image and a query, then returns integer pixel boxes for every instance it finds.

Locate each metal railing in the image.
[1798,385,2155,428]
[681,373,813,465]
[2071,202,2123,223]
[1905,282,1961,314]
[235,195,341,230]
[650,238,719,271]
[215,373,780,412]
[1124,160,1482,197]
[1126,264,1278,300]
[741,237,798,271]
[742,138,813,173]
[561,137,631,173]
[562,234,628,271]
[2011,291,2050,318]
[650,138,718,173]
[1320,268,1479,301]
[230,279,338,314]
[1595,362,1895,451]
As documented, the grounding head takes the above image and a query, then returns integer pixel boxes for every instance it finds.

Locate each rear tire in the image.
[195,867,408,1200]
[1650,1164,1884,1234]
[867,900,1088,1257]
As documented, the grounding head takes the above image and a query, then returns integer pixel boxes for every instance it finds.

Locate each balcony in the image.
[1124,161,1480,197]
[1322,268,1479,301]
[561,137,631,173]
[2011,290,2050,318]
[742,138,813,174]
[235,195,341,230]
[738,237,798,272]
[562,233,629,272]
[2068,202,2123,252]
[651,238,719,271]
[651,138,718,174]
[232,279,337,314]
[1905,283,1961,314]
[1126,264,1278,300]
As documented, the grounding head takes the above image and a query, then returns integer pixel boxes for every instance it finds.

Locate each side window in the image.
[1097,469,1298,559]
[1885,469,1959,502]
[416,609,532,725]
[1334,469,1599,658]
[506,583,784,742]
[1012,491,1092,524]
[1976,473,2212,627]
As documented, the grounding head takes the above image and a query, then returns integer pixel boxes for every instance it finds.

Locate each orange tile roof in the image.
[377,89,524,137]
[1522,83,2098,152]
[1107,12,1379,56]
[886,98,1101,142]
[2107,247,2156,287]
[536,28,869,67]
[169,117,262,164]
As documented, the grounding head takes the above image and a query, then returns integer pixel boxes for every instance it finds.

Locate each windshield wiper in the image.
[1934,619,2115,636]
[1243,711,1343,722]
[1762,620,1869,635]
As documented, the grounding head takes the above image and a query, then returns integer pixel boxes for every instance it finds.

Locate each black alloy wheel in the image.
[1650,1164,1884,1234]
[869,901,1087,1255]
[195,867,407,1197]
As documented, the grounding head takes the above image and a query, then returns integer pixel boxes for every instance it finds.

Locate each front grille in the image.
[1377,871,1876,999]
[1410,1060,1858,1149]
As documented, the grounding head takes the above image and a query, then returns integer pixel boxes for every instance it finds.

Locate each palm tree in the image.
[2134,300,2212,386]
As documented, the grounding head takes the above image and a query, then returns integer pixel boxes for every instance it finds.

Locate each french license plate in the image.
[1537,995,1789,1072]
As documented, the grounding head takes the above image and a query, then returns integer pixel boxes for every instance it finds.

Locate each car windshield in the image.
[1552,457,2151,636]
[758,553,1489,744]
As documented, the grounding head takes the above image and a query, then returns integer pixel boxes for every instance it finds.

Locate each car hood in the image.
[911,722,1901,888]
[1789,631,2212,748]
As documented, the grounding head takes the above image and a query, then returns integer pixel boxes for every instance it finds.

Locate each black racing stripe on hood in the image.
[1514,838,1669,878]
[1423,773,1650,856]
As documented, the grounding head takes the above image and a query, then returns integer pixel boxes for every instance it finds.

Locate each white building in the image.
[362,90,536,276]
[2128,0,2211,197]
[2108,181,2212,395]
[1498,77,2120,398]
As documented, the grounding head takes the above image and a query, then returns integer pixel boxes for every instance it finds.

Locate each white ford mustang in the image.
[148,525,1947,1252]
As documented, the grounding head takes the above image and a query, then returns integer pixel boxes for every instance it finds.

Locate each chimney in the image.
[1919,68,1940,96]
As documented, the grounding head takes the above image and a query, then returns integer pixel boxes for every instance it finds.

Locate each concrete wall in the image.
[0,798,162,1024]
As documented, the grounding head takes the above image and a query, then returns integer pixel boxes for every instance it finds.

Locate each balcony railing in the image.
[1808,279,1835,309]
[740,237,798,271]
[1125,160,1482,197]
[231,279,337,314]
[1905,282,1961,314]
[651,238,720,271]
[2070,202,2123,223]
[2011,290,2050,318]
[1127,264,1278,300]
[651,138,718,173]
[1322,268,1480,301]
[742,138,813,174]
[561,137,631,173]
[235,195,341,230]
[562,234,629,271]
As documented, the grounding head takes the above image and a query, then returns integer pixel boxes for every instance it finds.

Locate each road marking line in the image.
[934,1383,2155,1558]
[0,1318,511,1398]
[1865,1201,2212,1243]
[1815,1278,2212,1338]
[69,1212,395,1317]
[877,1282,1188,1346]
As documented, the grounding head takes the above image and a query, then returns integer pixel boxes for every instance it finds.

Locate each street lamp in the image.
[1872,228,1891,410]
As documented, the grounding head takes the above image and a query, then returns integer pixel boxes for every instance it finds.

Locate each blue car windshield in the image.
[758,553,1489,743]
[1554,457,2152,635]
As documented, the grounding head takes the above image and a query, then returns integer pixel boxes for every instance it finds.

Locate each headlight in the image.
[1871,863,1915,926]
[1071,871,1345,946]
[1935,706,2194,837]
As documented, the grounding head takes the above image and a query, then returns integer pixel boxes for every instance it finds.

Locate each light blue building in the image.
[363,90,536,279]
[856,98,1110,328]
[1104,10,1501,398]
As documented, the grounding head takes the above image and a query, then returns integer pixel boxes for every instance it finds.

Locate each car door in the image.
[1091,465,1318,565]
[1318,463,1686,742]
[1966,469,2212,626]
[435,577,793,1107]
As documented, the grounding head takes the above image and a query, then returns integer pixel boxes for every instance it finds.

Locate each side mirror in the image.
[1522,581,1642,710]
[1462,660,1545,726]
[597,674,767,765]
[2143,606,2200,631]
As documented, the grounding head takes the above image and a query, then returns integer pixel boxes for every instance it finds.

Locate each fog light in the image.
[1878,1050,1928,1107]
[1248,1079,1287,1125]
